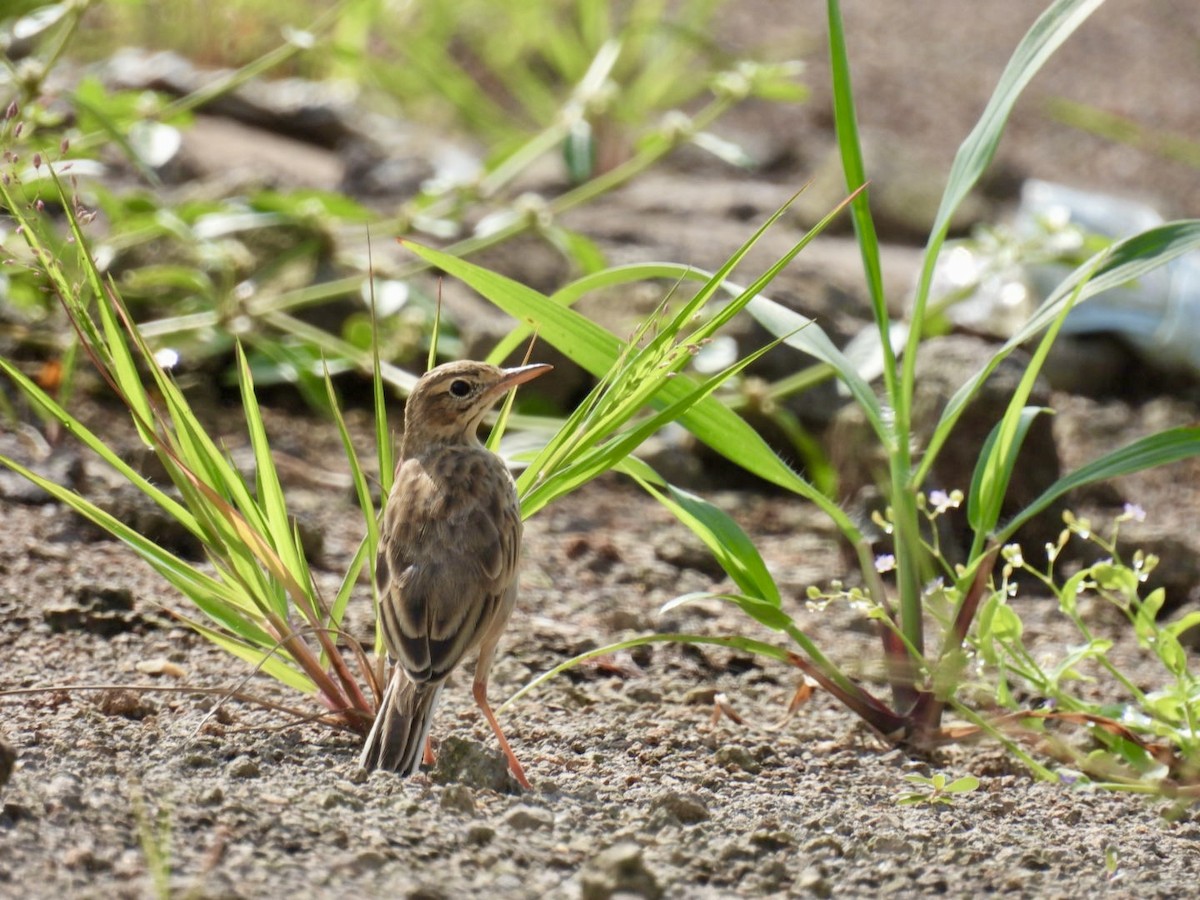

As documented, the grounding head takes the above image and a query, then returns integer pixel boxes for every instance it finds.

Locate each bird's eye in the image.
[449,379,472,398]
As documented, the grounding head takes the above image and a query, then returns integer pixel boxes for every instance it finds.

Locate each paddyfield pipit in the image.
[359,360,551,789]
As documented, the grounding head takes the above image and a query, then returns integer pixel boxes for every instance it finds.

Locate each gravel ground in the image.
[2,391,1200,898]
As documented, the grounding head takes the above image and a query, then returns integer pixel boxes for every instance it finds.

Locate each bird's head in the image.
[401,360,552,452]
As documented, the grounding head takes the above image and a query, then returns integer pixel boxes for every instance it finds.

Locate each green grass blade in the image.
[663,592,794,631]
[997,427,1200,542]
[324,366,379,630]
[370,284,395,499]
[919,220,1200,486]
[826,0,889,348]
[236,343,304,582]
[401,242,866,545]
[910,0,1106,339]
[638,484,781,605]
[520,328,790,517]
[927,0,1106,250]
[965,262,1083,546]
[325,369,379,553]
[184,619,316,693]
[743,293,884,440]
[93,283,158,447]
[909,0,1107,476]
[967,406,1052,540]
[331,535,372,630]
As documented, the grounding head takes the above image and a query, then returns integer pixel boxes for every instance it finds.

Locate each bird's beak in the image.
[495,363,553,392]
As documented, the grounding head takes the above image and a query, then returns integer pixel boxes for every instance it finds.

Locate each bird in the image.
[359,359,551,789]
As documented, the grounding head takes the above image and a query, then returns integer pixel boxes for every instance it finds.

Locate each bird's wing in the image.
[376,452,521,683]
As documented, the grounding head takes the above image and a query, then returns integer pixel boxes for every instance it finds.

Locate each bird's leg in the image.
[473,679,531,790]
[423,737,436,767]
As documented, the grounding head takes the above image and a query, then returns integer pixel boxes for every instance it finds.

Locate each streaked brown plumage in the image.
[359,360,550,788]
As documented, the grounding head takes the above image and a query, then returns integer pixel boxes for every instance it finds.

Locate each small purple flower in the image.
[875,554,896,573]
[929,489,963,515]
[1121,503,1146,523]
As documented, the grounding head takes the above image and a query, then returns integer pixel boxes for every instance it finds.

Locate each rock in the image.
[96,483,206,560]
[652,790,710,824]
[0,734,15,790]
[431,736,522,794]
[134,658,187,678]
[625,686,662,704]
[682,687,719,706]
[465,824,495,846]
[714,745,761,774]
[95,689,157,720]
[502,805,553,832]
[0,444,84,504]
[439,784,476,815]
[45,586,154,638]
[226,756,261,779]
[348,849,389,873]
[749,829,796,852]
[797,866,832,897]
[319,791,344,810]
[580,842,663,900]
[46,773,84,811]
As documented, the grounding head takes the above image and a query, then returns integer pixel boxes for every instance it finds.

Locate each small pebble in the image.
[46,774,84,811]
[797,866,831,897]
[226,756,260,779]
[0,735,16,789]
[503,804,553,832]
[466,824,495,845]
[134,658,187,678]
[580,842,663,900]
[714,745,761,774]
[653,790,710,824]
[440,784,476,815]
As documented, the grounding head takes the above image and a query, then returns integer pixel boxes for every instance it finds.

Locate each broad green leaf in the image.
[999,427,1200,541]
[945,775,981,794]
[966,406,1051,538]
[641,480,782,606]
[661,592,793,631]
[922,221,1200,486]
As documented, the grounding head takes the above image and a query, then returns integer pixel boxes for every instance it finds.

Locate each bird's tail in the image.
[359,669,442,774]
